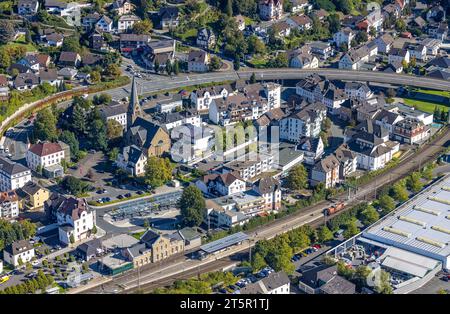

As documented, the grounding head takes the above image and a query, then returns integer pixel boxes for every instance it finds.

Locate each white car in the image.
[31,260,39,266]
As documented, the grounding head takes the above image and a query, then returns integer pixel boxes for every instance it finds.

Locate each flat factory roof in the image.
[200,232,249,254]
[363,175,450,260]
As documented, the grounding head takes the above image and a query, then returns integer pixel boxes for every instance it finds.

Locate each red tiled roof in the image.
[29,142,63,157]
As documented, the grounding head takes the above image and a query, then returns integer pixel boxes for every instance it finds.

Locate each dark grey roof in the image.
[121,145,144,164]
[299,264,337,288]
[129,117,167,150]
[200,232,248,254]
[159,7,179,19]
[261,271,290,291]
[5,240,33,256]
[426,69,450,80]
[99,103,127,118]
[426,56,450,69]
[127,243,150,258]
[178,227,201,242]
[77,238,102,256]
[19,181,44,196]
[0,157,30,175]
[253,176,280,194]
[320,275,356,294]
[297,137,321,153]
[140,229,160,245]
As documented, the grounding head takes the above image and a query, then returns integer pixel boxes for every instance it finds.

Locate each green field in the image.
[6,35,37,52]
[402,98,449,114]
[413,88,450,98]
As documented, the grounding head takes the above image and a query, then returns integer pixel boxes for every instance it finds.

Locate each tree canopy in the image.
[179,185,206,227]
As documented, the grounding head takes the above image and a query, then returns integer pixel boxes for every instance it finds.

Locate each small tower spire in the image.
[127,75,142,129]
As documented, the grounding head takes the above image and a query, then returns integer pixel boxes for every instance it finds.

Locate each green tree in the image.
[359,205,380,226]
[406,172,423,193]
[179,186,206,227]
[106,119,123,140]
[374,270,393,294]
[62,35,81,53]
[378,194,396,213]
[209,56,222,71]
[343,219,360,239]
[251,253,267,272]
[286,164,308,190]
[93,93,112,106]
[317,225,333,243]
[34,108,58,141]
[88,119,108,151]
[328,13,341,33]
[59,130,80,160]
[0,20,15,45]
[105,64,121,79]
[390,181,408,202]
[249,72,256,84]
[226,0,233,16]
[144,157,173,188]
[132,19,153,34]
[69,234,75,244]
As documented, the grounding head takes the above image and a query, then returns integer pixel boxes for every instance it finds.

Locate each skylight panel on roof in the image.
[399,216,426,227]
[382,226,411,238]
[415,236,445,248]
[414,205,440,216]
[428,196,450,206]
[431,225,450,235]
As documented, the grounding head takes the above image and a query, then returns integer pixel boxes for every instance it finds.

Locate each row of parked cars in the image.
[291,244,322,262]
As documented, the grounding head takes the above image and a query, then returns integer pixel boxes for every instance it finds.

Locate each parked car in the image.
[117,195,124,199]
[125,193,132,198]
[137,190,144,195]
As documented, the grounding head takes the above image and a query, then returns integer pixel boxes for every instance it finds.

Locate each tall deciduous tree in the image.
[286,164,308,190]
[34,108,58,141]
[179,185,206,227]
[144,157,173,187]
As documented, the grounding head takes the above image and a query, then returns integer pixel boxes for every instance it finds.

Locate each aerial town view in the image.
[0,0,449,301]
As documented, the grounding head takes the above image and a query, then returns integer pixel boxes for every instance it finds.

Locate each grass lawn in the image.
[413,88,450,98]
[131,231,146,240]
[248,55,269,68]
[402,98,449,114]
[176,28,198,42]
[5,41,37,53]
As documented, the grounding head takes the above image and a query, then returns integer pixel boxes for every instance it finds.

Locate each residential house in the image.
[0,75,9,101]
[299,265,356,294]
[374,109,404,134]
[272,21,291,37]
[252,176,282,212]
[17,55,40,73]
[357,9,384,33]
[90,32,106,50]
[57,67,78,80]
[190,85,232,111]
[403,42,427,62]
[426,5,446,23]
[45,32,64,47]
[195,173,246,197]
[112,0,133,16]
[286,14,312,31]
[289,0,312,13]
[153,110,201,131]
[196,28,216,50]
[187,50,210,73]
[56,197,95,245]
[0,191,20,219]
[383,3,401,19]
[221,154,274,181]
[280,103,327,142]
[13,73,39,91]
[206,201,249,229]
[288,51,318,69]
[82,12,101,30]
[95,15,113,33]
[392,118,430,145]
[3,240,35,267]
[99,102,128,129]
[334,144,357,179]
[58,52,81,67]
[144,40,176,69]
[26,141,65,177]
[119,34,151,54]
[375,33,394,54]
[309,41,333,60]
[118,14,141,33]
[116,145,147,176]
[388,47,410,64]
[16,181,49,211]
[421,38,441,56]
[158,7,179,29]
[39,68,62,87]
[347,120,400,170]
[311,154,340,188]
[17,0,39,15]
[428,22,448,41]
[76,238,103,261]
[339,44,374,70]
[0,157,32,192]
[239,271,290,294]
[344,82,373,100]
[333,27,355,49]
[259,0,283,21]
[297,137,324,165]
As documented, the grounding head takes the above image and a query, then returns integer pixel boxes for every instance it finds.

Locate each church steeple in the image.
[127,75,142,129]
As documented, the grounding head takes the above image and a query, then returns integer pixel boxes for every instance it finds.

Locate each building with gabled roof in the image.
[196,172,246,197]
[3,240,35,267]
[0,157,32,192]
[311,154,340,188]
